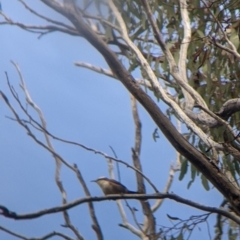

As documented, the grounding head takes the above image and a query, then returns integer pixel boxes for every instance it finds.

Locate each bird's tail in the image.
[127,190,140,194]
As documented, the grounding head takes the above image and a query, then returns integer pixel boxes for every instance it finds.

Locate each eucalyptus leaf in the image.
[201,174,210,191]
[179,159,188,181]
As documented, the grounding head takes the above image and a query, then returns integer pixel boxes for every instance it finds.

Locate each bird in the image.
[91,177,138,195]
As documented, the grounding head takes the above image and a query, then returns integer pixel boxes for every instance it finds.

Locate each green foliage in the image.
[187,163,198,189]
[201,174,210,191]
[228,228,238,240]
[110,1,240,196]
[179,158,188,181]
[179,154,211,191]
[80,0,240,236]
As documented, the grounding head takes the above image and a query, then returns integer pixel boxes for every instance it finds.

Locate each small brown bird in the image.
[92,177,138,195]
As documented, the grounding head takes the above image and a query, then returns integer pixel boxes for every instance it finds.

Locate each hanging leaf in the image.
[201,174,210,191]
[166,214,180,221]
[187,179,194,189]
[179,159,188,181]
[191,163,197,181]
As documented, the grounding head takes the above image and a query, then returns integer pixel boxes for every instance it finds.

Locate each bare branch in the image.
[151,164,177,213]
[0,87,75,171]
[178,0,194,109]
[75,61,154,89]
[0,12,79,37]
[0,193,239,224]
[0,225,28,240]
[130,96,156,236]
[75,61,115,78]
[18,0,75,29]
[106,155,142,237]
[215,98,240,119]
[124,200,144,233]
[209,39,240,59]
[0,225,74,240]
[1,83,158,195]
[38,130,159,193]
[151,121,181,212]
[73,164,103,240]
[10,62,83,240]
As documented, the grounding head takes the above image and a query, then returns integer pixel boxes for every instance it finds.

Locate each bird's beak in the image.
[91,179,97,182]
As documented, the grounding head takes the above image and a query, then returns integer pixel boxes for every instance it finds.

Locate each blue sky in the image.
[0,1,224,239]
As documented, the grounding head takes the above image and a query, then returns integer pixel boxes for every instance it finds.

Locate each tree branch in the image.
[38,0,240,212]
[130,96,156,236]
[107,0,221,150]
[0,225,74,240]
[0,193,239,224]
[73,164,103,240]
[11,62,83,240]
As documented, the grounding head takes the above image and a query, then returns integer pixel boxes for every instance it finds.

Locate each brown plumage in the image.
[92,177,138,195]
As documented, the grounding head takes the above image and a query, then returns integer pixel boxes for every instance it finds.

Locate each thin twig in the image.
[130,95,156,236]
[10,62,83,240]
[18,0,76,29]
[0,225,74,240]
[73,164,103,240]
